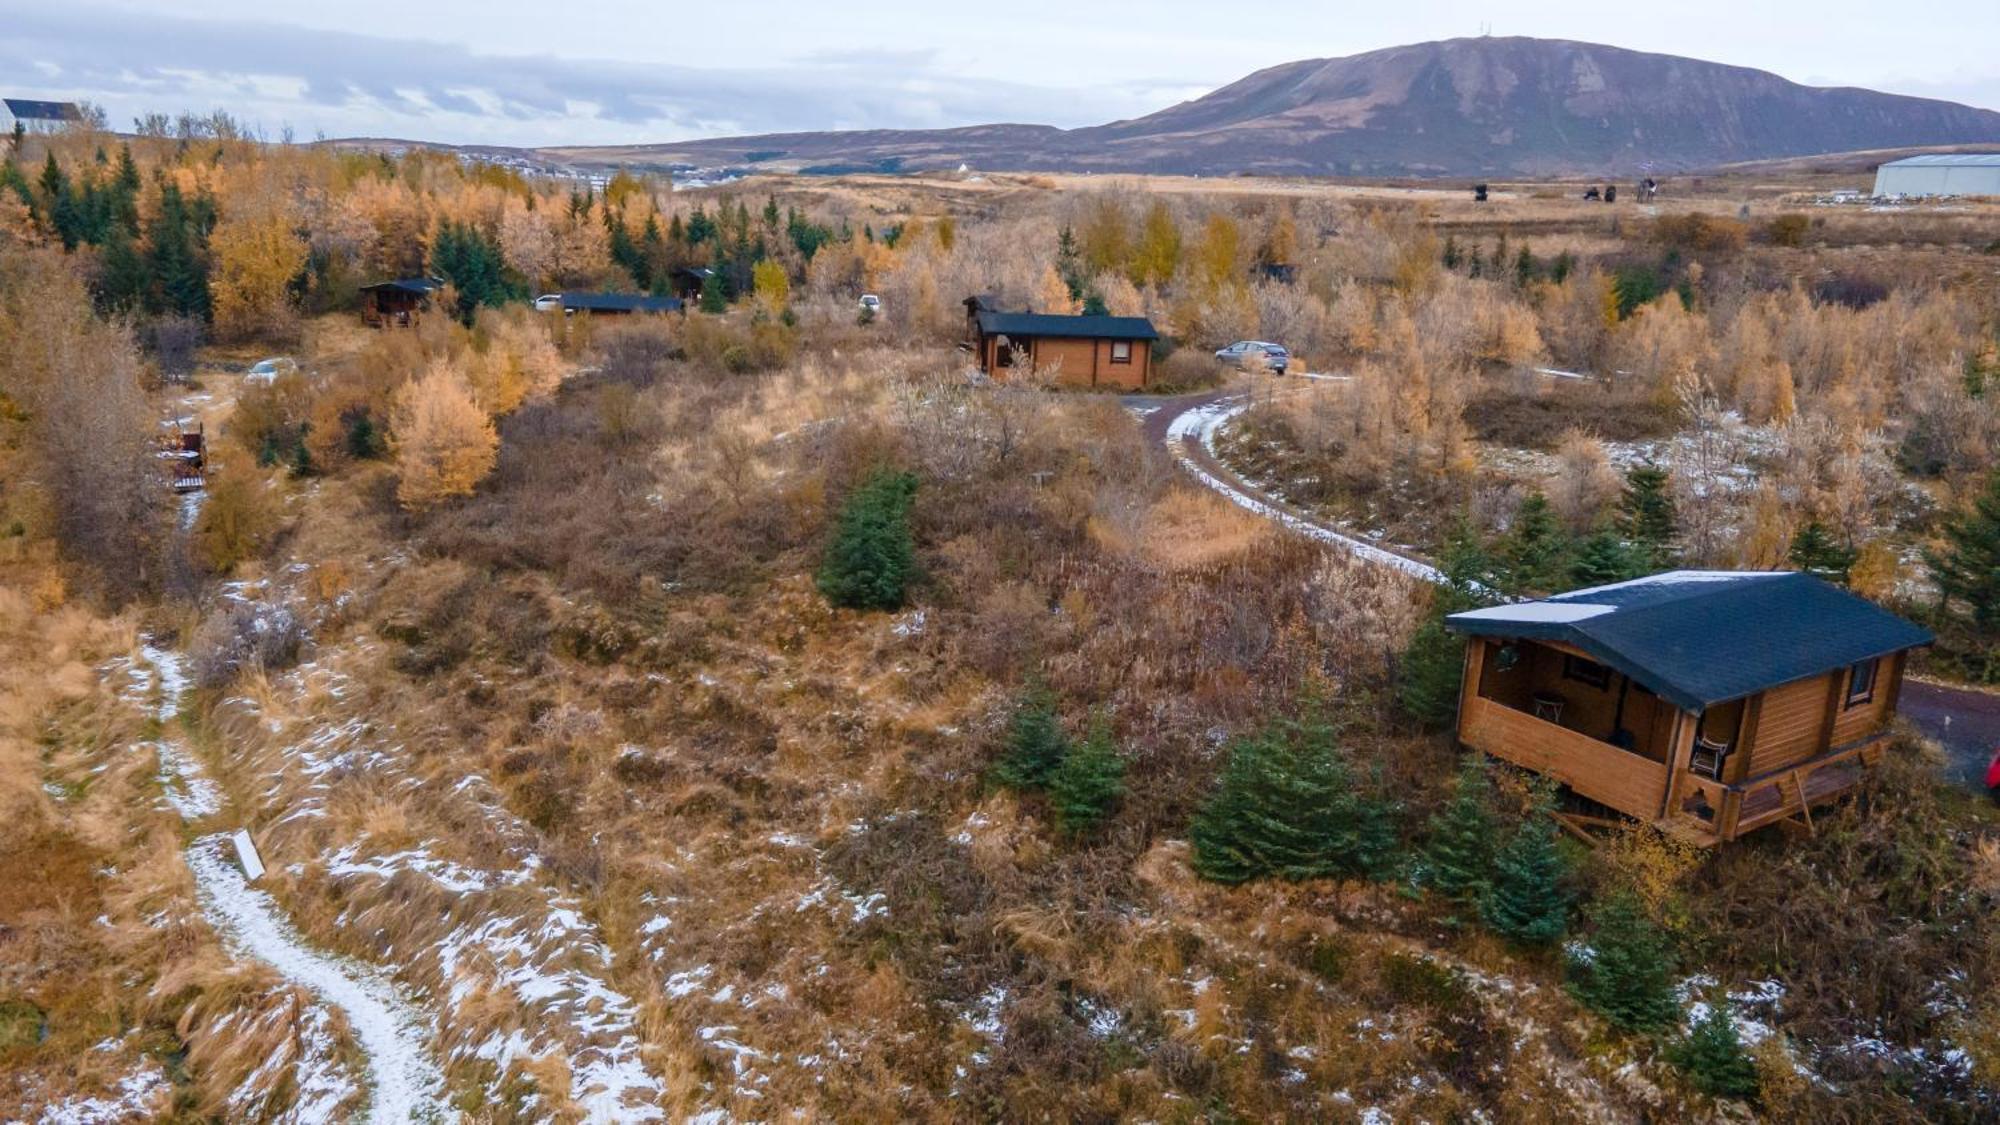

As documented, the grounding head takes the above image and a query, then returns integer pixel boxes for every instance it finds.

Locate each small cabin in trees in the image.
[666,267,716,303]
[1446,571,1931,844]
[359,277,443,326]
[970,307,1160,390]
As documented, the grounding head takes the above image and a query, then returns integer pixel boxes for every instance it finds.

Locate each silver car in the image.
[1215,340,1290,375]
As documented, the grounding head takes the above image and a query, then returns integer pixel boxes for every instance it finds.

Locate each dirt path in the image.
[138,645,453,1123]
[1145,392,2000,795]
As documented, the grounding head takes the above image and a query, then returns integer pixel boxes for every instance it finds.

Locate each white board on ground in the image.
[232,828,266,881]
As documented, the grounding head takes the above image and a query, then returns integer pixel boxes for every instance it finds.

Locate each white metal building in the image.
[1872,153,2000,198]
[1,98,83,135]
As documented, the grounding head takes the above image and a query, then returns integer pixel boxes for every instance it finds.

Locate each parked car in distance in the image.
[1987,746,2000,800]
[245,357,298,384]
[1214,340,1289,375]
[533,294,565,313]
[859,294,882,315]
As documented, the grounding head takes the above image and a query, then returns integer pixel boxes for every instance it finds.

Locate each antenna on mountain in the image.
[1480,22,1492,36]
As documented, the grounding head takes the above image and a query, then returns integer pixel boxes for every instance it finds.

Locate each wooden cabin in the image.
[666,267,716,304]
[359,277,444,327]
[550,291,683,316]
[1445,571,1932,844]
[969,307,1160,390]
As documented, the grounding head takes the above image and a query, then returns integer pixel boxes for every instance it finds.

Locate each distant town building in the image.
[2,98,84,134]
[1872,153,2000,197]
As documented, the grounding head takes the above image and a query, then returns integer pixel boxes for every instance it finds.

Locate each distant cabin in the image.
[550,291,683,316]
[968,303,1161,390]
[359,277,444,326]
[2,98,84,135]
[1446,571,1931,845]
[667,267,716,303]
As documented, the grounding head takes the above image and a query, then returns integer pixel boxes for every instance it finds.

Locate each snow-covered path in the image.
[138,645,453,1123]
[1158,394,1452,584]
[184,835,450,1122]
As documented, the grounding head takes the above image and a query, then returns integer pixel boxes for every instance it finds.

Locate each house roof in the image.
[3,99,82,122]
[359,277,444,295]
[1445,571,1932,713]
[1879,153,2000,168]
[975,310,1159,341]
[558,291,682,313]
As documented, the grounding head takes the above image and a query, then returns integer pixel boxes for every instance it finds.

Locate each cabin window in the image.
[1109,341,1133,364]
[1845,657,1879,709]
[1562,654,1612,690]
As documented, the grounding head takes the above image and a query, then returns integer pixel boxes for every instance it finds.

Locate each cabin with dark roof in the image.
[666,267,716,304]
[1445,571,1931,844]
[359,277,444,327]
[970,307,1161,390]
[552,291,683,316]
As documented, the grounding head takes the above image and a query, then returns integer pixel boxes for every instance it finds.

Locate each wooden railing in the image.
[1673,733,1887,840]
[1460,697,1670,821]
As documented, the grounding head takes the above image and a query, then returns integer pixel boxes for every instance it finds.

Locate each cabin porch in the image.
[1458,636,1684,822]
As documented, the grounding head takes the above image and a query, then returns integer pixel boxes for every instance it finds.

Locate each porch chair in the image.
[1690,735,1732,780]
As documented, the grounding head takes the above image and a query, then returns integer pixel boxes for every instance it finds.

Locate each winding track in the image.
[1144,387,1999,795]
[140,645,453,1122]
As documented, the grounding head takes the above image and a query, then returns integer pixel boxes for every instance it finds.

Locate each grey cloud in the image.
[0,2,1162,143]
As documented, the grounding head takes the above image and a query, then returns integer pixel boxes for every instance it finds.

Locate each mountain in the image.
[522,37,2000,178]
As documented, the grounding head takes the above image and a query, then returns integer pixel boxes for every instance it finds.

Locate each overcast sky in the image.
[5,1,1997,148]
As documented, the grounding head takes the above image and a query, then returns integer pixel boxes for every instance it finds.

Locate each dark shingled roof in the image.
[359,277,444,295]
[975,310,1159,341]
[558,291,682,313]
[4,99,82,122]
[1446,571,1932,713]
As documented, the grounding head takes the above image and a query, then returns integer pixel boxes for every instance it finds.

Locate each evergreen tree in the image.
[1515,246,1537,287]
[146,180,211,321]
[1619,465,1679,572]
[1500,492,1572,595]
[1191,709,1398,884]
[1048,713,1126,836]
[1569,528,1640,589]
[430,219,519,322]
[1668,1002,1761,1099]
[1568,891,1679,1033]
[1080,290,1108,316]
[994,683,1070,790]
[1787,521,1857,584]
[815,469,919,611]
[1551,250,1576,285]
[1481,789,1571,946]
[1424,755,1495,913]
[1352,765,1404,880]
[698,267,728,314]
[1055,224,1083,297]
[95,224,149,312]
[1926,470,2000,632]
[1441,234,1462,270]
[1397,617,1467,730]
[346,413,385,460]
[1399,518,1502,728]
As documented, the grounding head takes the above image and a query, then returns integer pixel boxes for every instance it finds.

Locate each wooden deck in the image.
[1460,696,1671,821]
[1670,734,1886,842]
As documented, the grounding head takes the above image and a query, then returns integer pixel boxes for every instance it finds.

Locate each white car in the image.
[533,294,565,313]
[245,357,297,384]
[858,294,882,315]
[1214,340,1290,375]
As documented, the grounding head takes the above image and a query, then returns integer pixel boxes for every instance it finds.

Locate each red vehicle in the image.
[1986,747,2000,797]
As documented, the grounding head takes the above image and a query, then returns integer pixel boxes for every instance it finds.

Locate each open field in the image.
[1,118,1997,1121]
